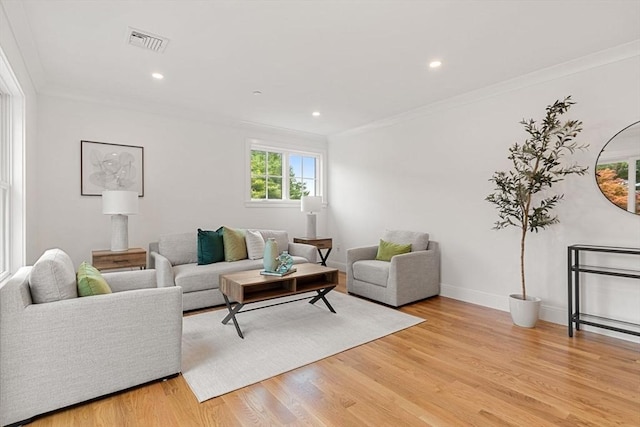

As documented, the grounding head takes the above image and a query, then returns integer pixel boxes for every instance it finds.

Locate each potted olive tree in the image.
[486,96,588,327]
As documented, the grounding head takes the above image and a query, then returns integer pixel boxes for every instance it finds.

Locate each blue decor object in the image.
[263,238,278,272]
[276,251,294,274]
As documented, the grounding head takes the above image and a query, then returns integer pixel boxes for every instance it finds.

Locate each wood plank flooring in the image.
[29,273,640,426]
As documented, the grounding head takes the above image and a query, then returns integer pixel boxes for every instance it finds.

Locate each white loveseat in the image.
[149,229,317,311]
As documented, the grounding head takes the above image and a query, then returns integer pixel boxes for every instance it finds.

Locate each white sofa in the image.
[0,249,182,427]
[149,229,317,311]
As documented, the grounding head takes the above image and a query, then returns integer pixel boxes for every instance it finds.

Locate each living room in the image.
[1,1,639,426]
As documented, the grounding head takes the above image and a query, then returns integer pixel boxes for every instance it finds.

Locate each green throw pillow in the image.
[375,239,411,262]
[222,226,248,262]
[197,228,225,265]
[77,262,112,297]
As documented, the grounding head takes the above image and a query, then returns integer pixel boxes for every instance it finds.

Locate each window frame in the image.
[0,47,25,282]
[245,138,326,207]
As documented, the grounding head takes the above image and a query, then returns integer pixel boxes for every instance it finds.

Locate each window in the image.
[0,90,7,279]
[0,47,25,281]
[248,139,324,204]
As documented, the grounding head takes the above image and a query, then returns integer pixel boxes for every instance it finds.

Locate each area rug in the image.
[181,291,424,402]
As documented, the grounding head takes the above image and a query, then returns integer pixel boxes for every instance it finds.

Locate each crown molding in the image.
[0,0,46,90]
[331,40,640,139]
[39,85,327,142]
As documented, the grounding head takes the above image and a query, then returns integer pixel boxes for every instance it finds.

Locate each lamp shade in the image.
[102,190,139,215]
[301,196,322,213]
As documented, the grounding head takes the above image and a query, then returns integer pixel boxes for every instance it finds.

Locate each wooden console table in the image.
[567,244,640,337]
[219,263,339,338]
[92,248,147,271]
[293,237,332,266]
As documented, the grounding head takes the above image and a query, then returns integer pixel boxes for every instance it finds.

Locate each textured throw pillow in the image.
[375,239,412,262]
[77,262,112,297]
[245,229,265,260]
[197,228,225,265]
[222,226,248,262]
[29,248,78,303]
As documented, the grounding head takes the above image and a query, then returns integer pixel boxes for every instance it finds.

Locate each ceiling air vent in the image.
[126,27,169,53]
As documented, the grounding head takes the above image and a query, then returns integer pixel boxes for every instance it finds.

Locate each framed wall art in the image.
[81,140,144,196]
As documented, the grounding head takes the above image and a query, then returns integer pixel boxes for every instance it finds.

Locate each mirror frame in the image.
[594,121,640,215]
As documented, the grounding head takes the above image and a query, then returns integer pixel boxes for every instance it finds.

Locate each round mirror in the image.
[595,121,640,215]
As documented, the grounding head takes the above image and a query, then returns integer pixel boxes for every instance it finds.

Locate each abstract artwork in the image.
[81,140,144,196]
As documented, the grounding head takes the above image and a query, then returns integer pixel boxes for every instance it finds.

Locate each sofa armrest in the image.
[347,245,378,264]
[150,251,176,288]
[346,245,378,289]
[103,269,158,292]
[288,242,317,263]
[388,247,440,297]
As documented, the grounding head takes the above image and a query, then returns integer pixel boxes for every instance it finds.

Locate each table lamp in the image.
[301,196,322,238]
[102,190,138,252]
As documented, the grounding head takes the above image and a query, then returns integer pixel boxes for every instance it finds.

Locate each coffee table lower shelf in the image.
[219,264,339,339]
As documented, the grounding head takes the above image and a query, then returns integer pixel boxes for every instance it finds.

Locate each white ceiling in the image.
[2,0,640,136]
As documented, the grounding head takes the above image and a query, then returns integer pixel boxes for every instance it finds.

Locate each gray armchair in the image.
[0,249,183,427]
[347,230,440,307]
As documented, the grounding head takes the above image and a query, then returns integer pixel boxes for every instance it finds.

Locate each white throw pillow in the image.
[245,229,266,260]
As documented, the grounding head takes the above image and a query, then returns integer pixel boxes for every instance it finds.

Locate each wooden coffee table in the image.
[219,263,339,338]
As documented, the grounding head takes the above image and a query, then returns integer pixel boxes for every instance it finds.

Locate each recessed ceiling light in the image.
[429,60,442,69]
[151,72,164,80]
[312,111,321,117]
[253,90,262,95]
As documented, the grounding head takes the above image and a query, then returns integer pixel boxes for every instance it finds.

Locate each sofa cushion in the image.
[382,230,429,252]
[375,239,412,262]
[223,226,248,262]
[159,233,198,266]
[29,248,78,303]
[174,259,263,293]
[173,256,310,294]
[197,228,225,265]
[77,262,112,296]
[258,230,289,255]
[245,229,265,260]
[353,260,389,287]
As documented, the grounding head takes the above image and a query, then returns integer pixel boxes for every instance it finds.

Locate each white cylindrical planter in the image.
[509,294,541,328]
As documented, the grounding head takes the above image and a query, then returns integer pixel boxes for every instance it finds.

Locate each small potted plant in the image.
[486,96,588,327]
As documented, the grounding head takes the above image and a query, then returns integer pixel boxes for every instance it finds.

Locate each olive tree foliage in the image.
[486,96,589,300]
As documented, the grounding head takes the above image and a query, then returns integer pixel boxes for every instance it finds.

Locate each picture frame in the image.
[81,140,144,196]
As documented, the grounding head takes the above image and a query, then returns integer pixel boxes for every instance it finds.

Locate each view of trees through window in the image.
[251,149,317,200]
[596,160,640,214]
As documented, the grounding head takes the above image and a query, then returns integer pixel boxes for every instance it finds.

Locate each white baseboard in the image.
[440,283,640,343]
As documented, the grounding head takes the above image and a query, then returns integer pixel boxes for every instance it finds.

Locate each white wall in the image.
[34,94,327,266]
[0,3,38,272]
[327,49,640,339]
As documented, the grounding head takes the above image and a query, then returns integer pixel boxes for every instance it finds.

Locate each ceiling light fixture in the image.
[312,111,321,117]
[151,72,164,80]
[253,90,262,95]
[429,60,442,69]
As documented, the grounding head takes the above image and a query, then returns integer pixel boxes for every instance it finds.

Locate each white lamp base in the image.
[306,213,317,238]
[111,214,129,252]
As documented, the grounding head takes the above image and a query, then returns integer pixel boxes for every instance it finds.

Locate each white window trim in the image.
[245,138,327,207]
[0,46,25,281]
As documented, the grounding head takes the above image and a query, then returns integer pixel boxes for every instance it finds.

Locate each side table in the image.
[92,248,147,271]
[293,237,332,266]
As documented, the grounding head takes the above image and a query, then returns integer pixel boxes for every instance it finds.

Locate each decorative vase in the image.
[276,251,294,274]
[508,294,541,328]
[263,238,278,272]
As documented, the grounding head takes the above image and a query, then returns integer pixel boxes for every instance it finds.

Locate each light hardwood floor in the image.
[30,273,639,426]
